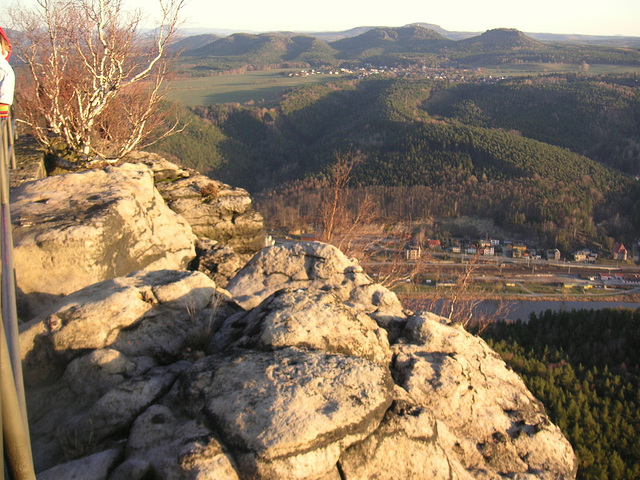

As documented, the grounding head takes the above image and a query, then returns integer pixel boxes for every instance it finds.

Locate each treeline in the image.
[481,309,640,480]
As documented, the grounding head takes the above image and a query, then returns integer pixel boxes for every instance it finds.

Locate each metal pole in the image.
[1,115,27,418]
[10,116,16,170]
[1,323,36,480]
[1,114,36,479]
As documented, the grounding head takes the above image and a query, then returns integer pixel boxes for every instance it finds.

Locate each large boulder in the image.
[209,288,391,365]
[19,243,576,479]
[226,242,408,342]
[173,347,394,479]
[10,163,196,318]
[19,269,231,473]
[393,313,578,479]
[126,152,266,255]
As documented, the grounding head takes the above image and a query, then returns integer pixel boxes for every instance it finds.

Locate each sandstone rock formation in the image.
[20,242,577,480]
[193,237,249,288]
[126,151,266,255]
[11,163,197,319]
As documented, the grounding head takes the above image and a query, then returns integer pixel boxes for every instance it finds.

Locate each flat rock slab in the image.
[19,270,219,386]
[10,163,196,318]
[174,347,395,479]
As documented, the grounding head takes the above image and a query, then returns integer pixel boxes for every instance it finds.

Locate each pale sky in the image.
[2,0,640,37]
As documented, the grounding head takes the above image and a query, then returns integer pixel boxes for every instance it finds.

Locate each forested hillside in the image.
[151,74,640,251]
[482,309,640,480]
[424,74,640,174]
[179,33,338,72]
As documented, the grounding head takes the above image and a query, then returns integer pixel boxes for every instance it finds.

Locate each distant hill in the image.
[458,28,543,50]
[330,25,451,58]
[182,32,338,69]
[171,33,220,53]
[528,33,640,49]
[406,23,479,41]
[305,26,384,43]
[177,25,640,72]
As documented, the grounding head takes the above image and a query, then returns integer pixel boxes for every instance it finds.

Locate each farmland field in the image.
[482,63,640,76]
[166,70,342,106]
[166,64,640,106]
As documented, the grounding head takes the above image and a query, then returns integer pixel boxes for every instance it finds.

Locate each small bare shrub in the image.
[199,183,219,200]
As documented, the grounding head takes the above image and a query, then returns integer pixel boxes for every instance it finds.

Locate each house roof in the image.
[613,243,627,253]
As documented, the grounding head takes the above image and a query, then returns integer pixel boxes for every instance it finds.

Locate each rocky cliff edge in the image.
[13,160,577,479]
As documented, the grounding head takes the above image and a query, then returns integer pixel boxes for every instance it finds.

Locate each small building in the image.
[427,239,441,249]
[572,249,591,262]
[479,246,495,256]
[405,246,422,260]
[511,244,527,258]
[546,248,560,262]
[612,243,628,261]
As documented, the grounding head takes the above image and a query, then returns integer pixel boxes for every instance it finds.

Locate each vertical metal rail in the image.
[1,112,36,480]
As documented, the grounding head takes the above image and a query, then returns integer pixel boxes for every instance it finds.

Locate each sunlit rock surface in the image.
[22,244,576,479]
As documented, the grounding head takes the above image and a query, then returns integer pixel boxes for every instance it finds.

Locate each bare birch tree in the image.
[11,0,184,160]
[319,151,355,245]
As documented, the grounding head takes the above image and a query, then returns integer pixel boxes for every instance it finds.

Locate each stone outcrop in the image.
[394,313,577,479]
[193,237,249,288]
[10,163,197,318]
[11,164,195,316]
[126,151,266,255]
[10,153,267,319]
[20,242,577,480]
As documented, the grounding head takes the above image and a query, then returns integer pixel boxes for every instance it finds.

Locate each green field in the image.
[482,63,640,76]
[166,65,640,106]
[166,70,342,106]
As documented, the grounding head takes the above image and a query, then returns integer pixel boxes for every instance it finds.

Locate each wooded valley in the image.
[151,72,640,254]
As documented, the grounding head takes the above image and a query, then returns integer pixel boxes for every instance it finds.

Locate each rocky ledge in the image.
[11,159,264,318]
[11,158,576,479]
[20,242,577,479]
[125,151,266,256]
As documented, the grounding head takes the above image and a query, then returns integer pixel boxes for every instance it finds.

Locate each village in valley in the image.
[285,64,504,83]
[276,223,640,301]
[282,226,640,299]
[391,233,640,296]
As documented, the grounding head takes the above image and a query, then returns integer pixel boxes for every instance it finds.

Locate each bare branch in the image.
[11,0,184,159]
